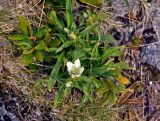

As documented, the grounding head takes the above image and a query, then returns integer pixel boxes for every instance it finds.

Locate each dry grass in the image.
[0,0,127,120]
[0,0,48,96]
[0,0,51,120]
[60,104,128,121]
[0,0,47,34]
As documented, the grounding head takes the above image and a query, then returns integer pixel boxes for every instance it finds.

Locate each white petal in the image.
[74,59,80,68]
[67,62,73,72]
[75,74,81,77]
[71,74,76,78]
[65,82,72,87]
[80,67,84,74]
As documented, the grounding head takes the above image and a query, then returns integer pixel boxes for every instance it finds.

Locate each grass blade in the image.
[66,0,73,29]
[48,52,64,92]
[53,84,64,108]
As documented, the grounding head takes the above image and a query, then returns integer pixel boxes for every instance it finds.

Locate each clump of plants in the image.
[9,0,129,109]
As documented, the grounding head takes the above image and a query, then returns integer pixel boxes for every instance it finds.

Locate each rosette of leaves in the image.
[45,0,130,108]
[9,16,51,65]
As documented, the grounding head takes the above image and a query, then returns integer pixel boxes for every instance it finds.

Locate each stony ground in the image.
[111,0,160,120]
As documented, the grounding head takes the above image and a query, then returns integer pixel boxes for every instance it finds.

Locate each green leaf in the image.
[35,41,45,50]
[50,39,61,48]
[48,52,64,92]
[108,62,130,70]
[48,11,64,29]
[80,24,97,37]
[107,91,117,103]
[23,48,34,54]
[73,50,85,60]
[97,80,117,106]
[18,16,32,35]
[82,81,93,103]
[90,34,116,43]
[28,64,38,71]
[48,47,57,52]
[22,53,34,65]
[35,28,51,38]
[45,33,51,42]
[56,41,74,53]
[80,0,102,6]
[100,47,121,63]
[34,50,43,62]
[53,84,64,108]
[97,82,110,94]
[66,0,73,29]
[100,91,116,106]
[63,87,71,99]
[9,35,27,41]
[92,77,100,88]
[92,66,114,75]
[91,42,99,58]
[14,38,32,48]
[97,80,114,95]
[48,11,56,25]
[92,65,117,79]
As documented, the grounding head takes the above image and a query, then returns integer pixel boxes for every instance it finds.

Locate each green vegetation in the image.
[9,16,51,65]
[7,0,132,119]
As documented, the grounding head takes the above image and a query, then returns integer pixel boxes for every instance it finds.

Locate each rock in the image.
[0,100,20,121]
[140,1,160,71]
[141,42,160,70]
[0,101,7,117]
[112,0,139,16]
[112,0,160,71]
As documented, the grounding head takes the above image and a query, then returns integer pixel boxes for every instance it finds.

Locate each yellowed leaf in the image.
[116,76,129,84]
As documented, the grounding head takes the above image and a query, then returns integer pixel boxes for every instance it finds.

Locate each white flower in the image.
[67,59,84,78]
[65,82,72,87]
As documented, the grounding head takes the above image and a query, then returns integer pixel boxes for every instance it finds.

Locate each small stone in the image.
[149,81,153,86]
[35,110,41,116]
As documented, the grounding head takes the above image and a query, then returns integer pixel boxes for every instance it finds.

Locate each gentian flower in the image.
[67,59,84,78]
